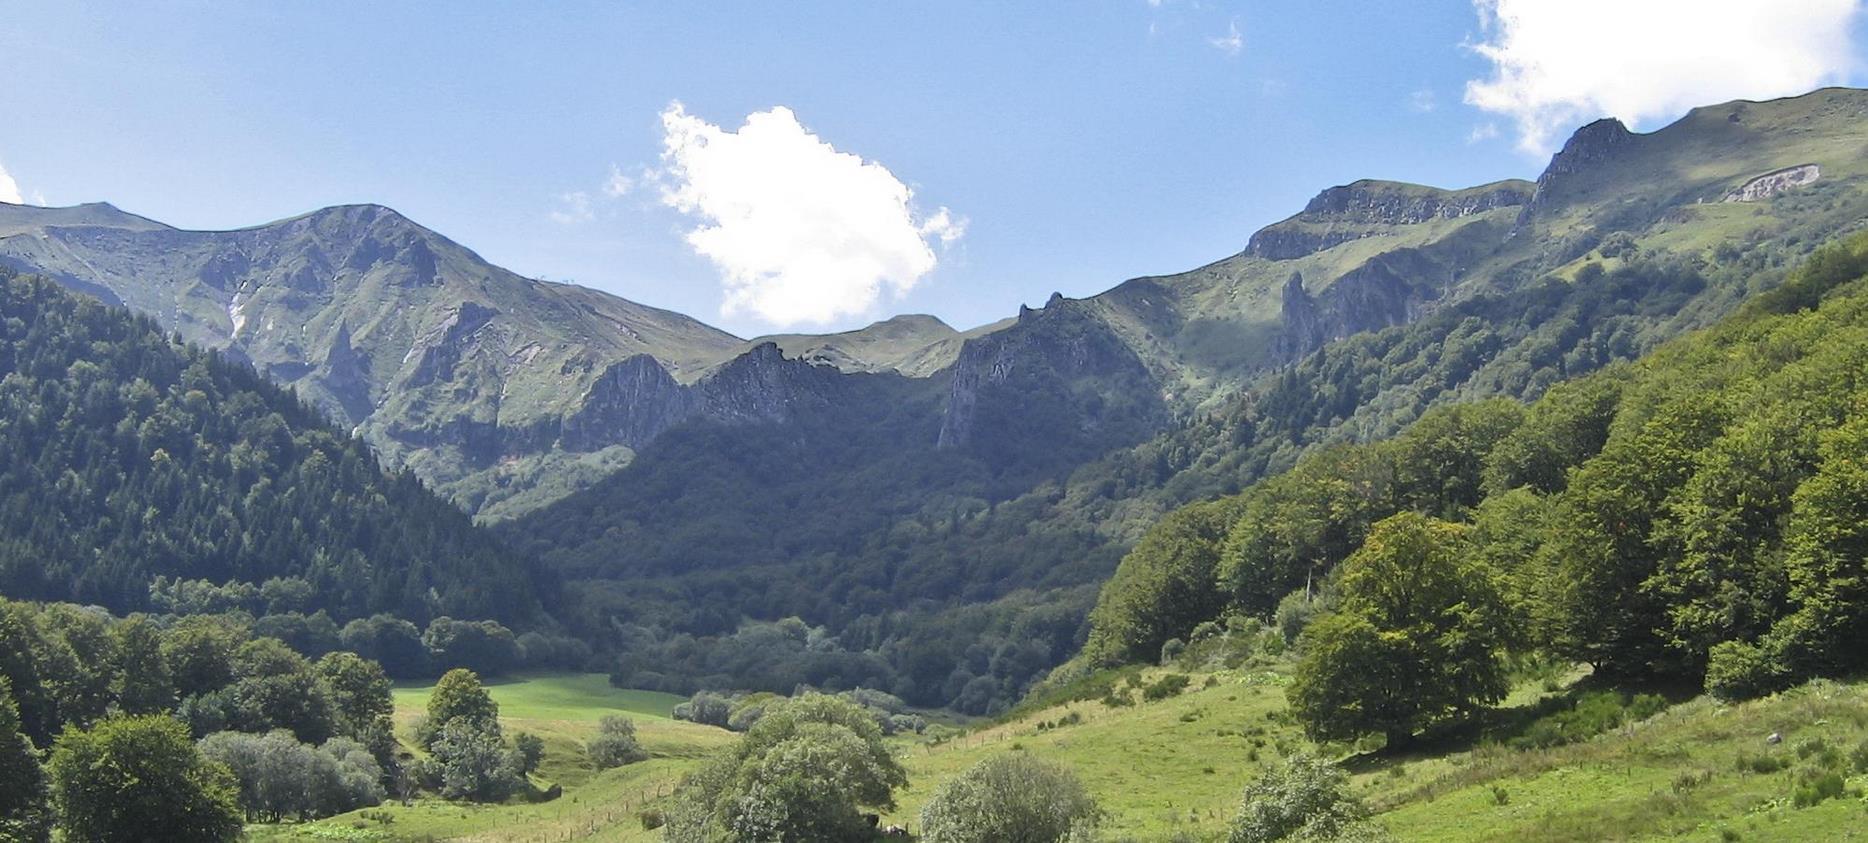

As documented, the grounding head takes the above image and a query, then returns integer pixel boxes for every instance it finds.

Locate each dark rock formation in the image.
[1273,251,1445,363]
[937,296,1165,465]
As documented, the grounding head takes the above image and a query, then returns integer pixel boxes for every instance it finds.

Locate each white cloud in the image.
[1208,18,1243,56]
[1467,122,1501,144]
[549,191,594,225]
[1465,0,1864,154]
[0,161,22,204]
[1407,88,1437,113]
[603,164,634,198]
[657,102,961,327]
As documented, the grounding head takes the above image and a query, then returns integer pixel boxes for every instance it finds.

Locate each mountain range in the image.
[9,87,1868,711]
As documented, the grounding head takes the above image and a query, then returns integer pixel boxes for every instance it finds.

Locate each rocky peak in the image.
[1519,118,1637,222]
[1539,118,1635,182]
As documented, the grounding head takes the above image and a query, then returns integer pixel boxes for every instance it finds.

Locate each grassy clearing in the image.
[254,673,733,842]
[888,662,1312,840]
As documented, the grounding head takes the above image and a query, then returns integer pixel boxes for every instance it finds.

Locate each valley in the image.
[7,49,1868,841]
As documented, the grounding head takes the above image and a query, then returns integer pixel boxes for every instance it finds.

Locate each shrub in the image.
[514,732,545,774]
[673,692,732,728]
[1792,770,1846,808]
[919,754,1100,843]
[1227,753,1391,843]
[1705,640,1789,701]
[1275,590,1320,644]
[587,716,648,769]
[1142,674,1191,702]
[663,694,906,843]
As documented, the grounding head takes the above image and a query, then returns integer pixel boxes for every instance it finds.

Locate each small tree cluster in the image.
[415,669,525,803]
[587,715,648,769]
[197,729,384,821]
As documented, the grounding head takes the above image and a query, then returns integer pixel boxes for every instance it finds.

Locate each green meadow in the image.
[251,665,1868,842]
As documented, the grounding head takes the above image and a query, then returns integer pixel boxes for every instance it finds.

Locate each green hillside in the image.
[0,265,539,624]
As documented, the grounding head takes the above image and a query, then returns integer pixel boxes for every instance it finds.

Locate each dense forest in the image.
[0,268,541,625]
[1080,232,1868,739]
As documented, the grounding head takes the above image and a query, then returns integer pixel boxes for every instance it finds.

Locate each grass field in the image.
[250,667,1868,842]
[253,674,732,843]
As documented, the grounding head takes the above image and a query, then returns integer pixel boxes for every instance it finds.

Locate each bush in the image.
[588,716,648,769]
[1161,638,1186,664]
[1792,770,1846,808]
[919,754,1100,843]
[1508,691,1669,750]
[1227,753,1391,843]
[1142,674,1192,702]
[199,730,384,821]
[663,694,906,843]
[1275,590,1321,644]
[1705,640,1789,701]
[673,691,732,728]
[514,732,545,774]
[48,715,243,842]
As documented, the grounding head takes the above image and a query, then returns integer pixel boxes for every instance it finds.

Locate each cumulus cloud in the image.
[0,161,22,204]
[1209,19,1243,56]
[657,102,961,327]
[1467,122,1501,144]
[1465,0,1864,154]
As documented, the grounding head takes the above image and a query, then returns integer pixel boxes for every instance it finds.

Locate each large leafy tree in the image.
[47,714,242,843]
[422,668,500,745]
[1082,496,1245,666]
[1289,513,1509,748]
[665,693,907,843]
[0,677,51,843]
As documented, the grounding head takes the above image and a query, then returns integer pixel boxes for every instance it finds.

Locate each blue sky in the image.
[2,1,1863,336]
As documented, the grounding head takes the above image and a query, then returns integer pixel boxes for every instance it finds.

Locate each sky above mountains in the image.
[2,1,1864,336]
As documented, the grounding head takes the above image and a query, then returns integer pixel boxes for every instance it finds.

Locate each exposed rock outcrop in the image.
[937,296,1164,454]
[559,342,846,453]
[1724,164,1820,202]
[1273,250,1445,363]
[1519,118,1637,221]
[1247,180,1531,260]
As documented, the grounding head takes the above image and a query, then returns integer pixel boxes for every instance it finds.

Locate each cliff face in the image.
[1247,180,1532,260]
[1272,249,1446,364]
[1517,117,1638,221]
[937,294,1166,473]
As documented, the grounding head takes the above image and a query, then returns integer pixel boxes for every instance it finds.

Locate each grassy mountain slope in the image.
[0,202,746,517]
[0,264,539,623]
[745,313,1013,377]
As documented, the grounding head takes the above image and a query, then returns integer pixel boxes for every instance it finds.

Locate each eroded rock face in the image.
[1725,164,1821,202]
[559,342,847,454]
[937,296,1165,454]
[1246,181,1531,261]
[1519,118,1637,220]
[1273,251,1444,363]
